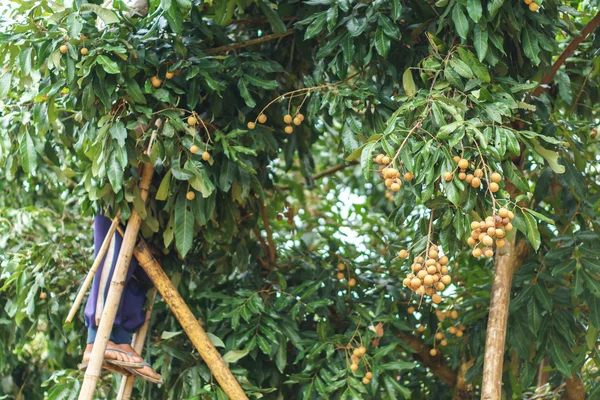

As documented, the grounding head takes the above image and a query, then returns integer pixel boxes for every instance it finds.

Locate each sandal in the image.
[104,348,147,368]
[78,361,132,377]
[125,362,163,385]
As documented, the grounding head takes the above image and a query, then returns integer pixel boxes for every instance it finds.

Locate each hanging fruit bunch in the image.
[400,244,451,304]
[373,153,414,193]
[468,207,514,258]
[445,156,503,193]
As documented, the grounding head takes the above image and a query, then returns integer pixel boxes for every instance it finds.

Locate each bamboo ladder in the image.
[74,162,248,400]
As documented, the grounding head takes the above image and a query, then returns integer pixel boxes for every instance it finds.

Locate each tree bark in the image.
[133,239,249,400]
[78,163,154,400]
[481,239,528,400]
[454,357,475,400]
[561,374,586,400]
[398,332,457,387]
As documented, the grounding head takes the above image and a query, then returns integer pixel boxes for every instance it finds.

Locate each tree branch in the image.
[227,16,297,26]
[532,12,600,97]
[398,332,457,387]
[278,161,359,190]
[204,29,294,55]
[259,199,277,264]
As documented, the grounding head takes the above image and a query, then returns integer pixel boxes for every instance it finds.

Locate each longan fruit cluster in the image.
[246,113,305,133]
[336,263,356,287]
[401,245,451,304]
[523,0,539,11]
[373,154,413,193]
[189,144,211,161]
[349,346,372,384]
[445,156,503,193]
[467,207,514,258]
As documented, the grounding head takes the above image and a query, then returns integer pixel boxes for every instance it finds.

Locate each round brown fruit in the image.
[430,349,438,356]
[450,310,459,319]
[443,172,453,182]
[524,0,532,3]
[202,151,211,161]
[59,44,68,54]
[403,277,411,287]
[150,76,162,88]
[186,191,195,201]
[441,339,448,346]
[499,207,509,218]
[472,248,482,257]
[471,177,481,188]
[348,278,357,287]
[190,145,199,154]
[80,47,88,55]
[351,364,359,372]
[365,372,373,379]
[491,172,502,182]
[485,249,494,258]
[399,250,409,259]
[435,332,443,340]
[381,156,391,165]
[474,169,483,178]
[408,306,415,314]
[456,330,464,337]
[417,325,425,332]
[466,174,474,183]
[441,275,451,285]
[40,292,47,299]
[390,182,401,192]
[432,293,442,304]
[496,239,506,248]
[188,116,198,126]
[293,117,302,126]
[453,155,461,163]
[247,121,256,129]
[165,71,175,79]
[284,125,293,134]
[529,2,539,11]
[404,172,414,181]
[505,223,513,231]
[458,159,469,169]
[362,378,370,385]
[458,172,466,180]
[297,113,305,122]
[439,256,448,265]
[337,272,345,280]
[482,235,493,246]
[258,114,267,124]
[283,114,292,124]
[490,182,499,192]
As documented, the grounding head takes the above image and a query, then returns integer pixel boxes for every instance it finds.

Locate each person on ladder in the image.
[79,214,163,384]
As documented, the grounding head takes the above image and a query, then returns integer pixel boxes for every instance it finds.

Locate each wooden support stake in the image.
[133,239,248,400]
[116,288,158,400]
[65,211,121,324]
[78,163,154,400]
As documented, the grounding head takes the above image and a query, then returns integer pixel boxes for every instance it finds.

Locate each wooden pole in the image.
[481,239,527,400]
[65,211,121,324]
[133,239,248,400]
[78,163,154,400]
[116,288,157,400]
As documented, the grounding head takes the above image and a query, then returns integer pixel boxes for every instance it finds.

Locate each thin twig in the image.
[204,29,294,55]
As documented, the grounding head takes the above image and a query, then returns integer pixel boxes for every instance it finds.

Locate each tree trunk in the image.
[481,239,528,400]
[398,332,457,387]
[561,374,586,400]
[454,357,475,400]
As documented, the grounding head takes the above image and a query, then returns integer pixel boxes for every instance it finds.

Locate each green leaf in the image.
[79,4,120,25]
[521,27,541,66]
[156,170,172,201]
[402,69,416,97]
[551,259,575,276]
[109,122,127,147]
[244,75,279,90]
[473,24,488,62]
[96,55,120,74]
[304,13,327,40]
[380,361,416,371]
[514,211,541,251]
[466,0,482,22]
[449,59,473,78]
[19,132,37,176]
[374,26,391,58]
[107,151,123,193]
[175,191,195,257]
[487,0,504,17]
[534,284,552,311]
[587,294,600,328]
[0,72,11,99]
[391,0,402,20]
[237,79,256,108]
[524,208,554,225]
[257,0,287,34]
[452,5,470,40]
[533,144,565,174]
[361,142,376,181]
[222,349,249,364]
[548,339,571,377]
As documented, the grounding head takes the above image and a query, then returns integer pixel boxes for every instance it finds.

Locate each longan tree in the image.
[0,0,599,399]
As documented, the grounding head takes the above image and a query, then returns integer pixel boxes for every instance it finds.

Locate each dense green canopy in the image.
[0,0,599,398]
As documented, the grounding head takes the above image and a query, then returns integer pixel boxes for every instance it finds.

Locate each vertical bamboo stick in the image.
[65,211,121,324]
[116,288,158,400]
[78,163,154,400]
[133,239,248,400]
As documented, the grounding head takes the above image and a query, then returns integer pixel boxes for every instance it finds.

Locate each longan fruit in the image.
[496,229,505,238]
[435,332,443,340]
[450,310,459,319]
[150,76,162,88]
[297,113,305,122]
[487,227,496,236]
[467,237,476,246]
[412,263,422,273]
[432,293,442,304]
[484,248,494,258]
[443,172,453,182]
[407,306,415,314]
[247,121,256,129]
[448,326,457,334]
[499,208,509,218]
[440,266,449,275]
[482,235,493,246]
[439,256,448,265]
[257,114,267,124]
[403,277,412,287]
[284,125,293,134]
[415,256,424,263]
[471,221,480,230]
[491,172,502,182]
[365,372,373,379]
[429,249,438,259]
[472,248,482,257]
[425,258,436,267]
[465,174,474,184]
[40,292,47,299]
[505,222,513,231]
[188,116,198,126]
[190,145,199,154]
[293,117,302,126]
[456,330,464,337]
[471,177,481,188]
[430,349,438,356]
[417,325,425,332]
[165,71,175,79]
[348,278,357,287]
[416,286,426,296]
[453,155,461,163]
[524,0,532,3]
[496,239,506,248]
[474,169,483,178]
[458,159,469,169]
[337,272,345,280]
[390,182,401,192]
[417,270,428,279]
[80,47,88,55]
[362,378,370,385]
[374,154,384,164]
[427,265,437,275]
[186,191,195,200]
[283,114,292,124]
[337,263,345,271]
[404,172,414,181]
[489,182,500,192]
[382,156,391,165]
[424,275,434,285]
[441,275,451,285]
[436,282,445,291]
[458,172,466,180]
[529,2,539,11]
[384,178,393,188]
[507,210,515,220]
[357,346,366,355]
[441,339,448,346]
[399,250,409,259]
[202,151,211,161]
[351,364,359,372]
[59,44,68,54]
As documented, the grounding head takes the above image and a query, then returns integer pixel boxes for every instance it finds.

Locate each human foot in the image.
[81,342,161,381]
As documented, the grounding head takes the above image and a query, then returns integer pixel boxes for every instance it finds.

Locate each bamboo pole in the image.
[78,163,154,400]
[133,239,248,400]
[65,211,121,324]
[116,288,158,400]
